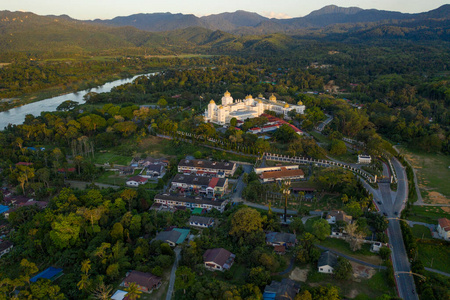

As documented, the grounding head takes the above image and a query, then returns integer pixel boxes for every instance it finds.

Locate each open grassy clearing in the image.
[407,205,450,224]
[317,238,382,266]
[397,146,450,204]
[411,225,433,239]
[417,242,450,274]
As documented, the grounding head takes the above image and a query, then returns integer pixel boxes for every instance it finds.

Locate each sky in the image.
[0,0,448,20]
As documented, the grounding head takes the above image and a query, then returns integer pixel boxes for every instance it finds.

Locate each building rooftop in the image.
[178,159,235,171]
[438,218,450,232]
[318,251,338,268]
[123,270,161,290]
[154,194,227,207]
[172,174,226,188]
[266,232,296,245]
[203,248,235,268]
[260,168,304,180]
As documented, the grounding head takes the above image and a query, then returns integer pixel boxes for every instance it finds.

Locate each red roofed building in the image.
[260,167,305,183]
[203,248,235,271]
[126,176,148,187]
[437,218,450,241]
[121,270,161,293]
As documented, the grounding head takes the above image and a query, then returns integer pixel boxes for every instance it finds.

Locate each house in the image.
[326,210,352,225]
[153,194,228,213]
[266,232,297,248]
[126,176,148,187]
[0,240,13,258]
[188,216,214,228]
[30,267,63,282]
[203,248,235,271]
[318,251,338,274]
[371,242,382,253]
[259,168,304,183]
[357,155,372,164]
[437,218,450,241]
[117,166,134,175]
[153,228,190,247]
[171,174,228,197]
[138,157,169,167]
[178,159,236,177]
[111,290,128,300]
[121,270,161,293]
[273,245,286,255]
[142,164,165,178]
[263,278,300,300]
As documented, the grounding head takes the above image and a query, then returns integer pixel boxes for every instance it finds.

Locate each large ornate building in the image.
[204,91,305,125]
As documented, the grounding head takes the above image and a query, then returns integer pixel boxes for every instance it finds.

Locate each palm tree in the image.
[125,282,142,300]
[279,180,291,223]
[91,282,113,300]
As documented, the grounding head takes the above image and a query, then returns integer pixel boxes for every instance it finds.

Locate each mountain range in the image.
[89,5,450,34]
[0,5,449,58]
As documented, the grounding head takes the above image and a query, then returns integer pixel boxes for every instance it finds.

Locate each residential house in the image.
[111,290,127,300]
[437,218,450,241]
[153,228,190,247]
[188,216,214,228]
[371,242,382,253]
[171,174,228,197]
[117,166,134,175]
[326,210,352,225]
[263,278,300,300]
[0,240,13,258]
[121,270,161,293]
[178,159,236,177]
[203,248,235,271]
[265,232,297,248]
[259,168,304,183]
[153,194,228,213]
[126,176,148,187]
[318,251,338,274]
[273,245,286,255]
[357,155,372,164]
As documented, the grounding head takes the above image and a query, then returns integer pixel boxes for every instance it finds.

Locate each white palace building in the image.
[204,91,306,125]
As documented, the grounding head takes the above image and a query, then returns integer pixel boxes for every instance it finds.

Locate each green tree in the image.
[125,282,142,300]
[49,213,82,249]
[229,207,264,245]
[334,257,352,280]
[175,266,195,294]
[345,201,363,218]
[379,247,391,261]
[329,139,347,156]
[295,290,312,300]
[312,219,331,240]
[110,222,124,242]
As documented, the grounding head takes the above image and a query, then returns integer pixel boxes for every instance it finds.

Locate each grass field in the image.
[407,205,450,225]
[411,225,432,239]
[417,242,450,274]
[92,152,132,166]
[317,238,382,265]
[397,146,450,204]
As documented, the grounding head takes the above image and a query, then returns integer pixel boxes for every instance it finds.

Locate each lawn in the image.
[417,242,450,274]
[310,131,331,146]
[317,238,382,266]
[95,171,127,186]
[397,146,450,203]
[92,152,132,166]
[306,268,394,298]
[411,225,432,239]
[407,205,450,225]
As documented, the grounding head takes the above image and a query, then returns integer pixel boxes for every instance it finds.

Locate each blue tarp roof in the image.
[0,205,9,214]
[30,267,63,282]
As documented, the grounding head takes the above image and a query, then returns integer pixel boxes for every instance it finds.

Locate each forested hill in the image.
[0,8,449,60]
[88,5,450,34]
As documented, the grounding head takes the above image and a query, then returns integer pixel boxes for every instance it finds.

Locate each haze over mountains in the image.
[0,5,449,58]
[89,4,450,34]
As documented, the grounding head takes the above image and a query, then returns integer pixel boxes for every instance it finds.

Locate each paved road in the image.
[166,247,181,300]
[424,267,450,277]
[316,245,387,270]
[316,114,333,132]
[393,145,424,205]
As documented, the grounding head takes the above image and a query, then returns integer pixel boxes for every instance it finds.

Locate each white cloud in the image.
[262,11,293,19]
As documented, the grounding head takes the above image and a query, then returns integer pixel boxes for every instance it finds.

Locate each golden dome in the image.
[258,100,262,104]
[284,104,289,108]
[269,94,276,101]
[258,93,263,98]
[224,91,231,97]
[210,99,215,104]
[248,94,253,99]
[297,101,303,105]
[219,105,224,109]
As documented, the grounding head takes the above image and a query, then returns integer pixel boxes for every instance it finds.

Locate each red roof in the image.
[127,176,148,183]
[438,218,450,232]
[203,248,234,267]
[208,177,219,189]
[123,270,161,291]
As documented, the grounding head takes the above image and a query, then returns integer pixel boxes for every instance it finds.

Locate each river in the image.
[0,72,156,130]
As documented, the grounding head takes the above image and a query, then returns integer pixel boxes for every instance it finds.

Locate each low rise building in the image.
[153,228,190,247]
[263,278,300,300]
[178,159,236,177]
[260,167,304,183]
[154,194,228,213]
[121,270,161,293]
[188,216,215,228]
[0,240,13,258]
[437,218,450,241]
[203,248,235,271]
[126,176,148,187]
[142,164,165,178]
[358,155,372,164]
[326,210,353,224]
[266,232,297,248]
[318,251,338,274]
[171,174,228,197]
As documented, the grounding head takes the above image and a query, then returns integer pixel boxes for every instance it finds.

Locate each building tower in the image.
[221,91,233,106]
